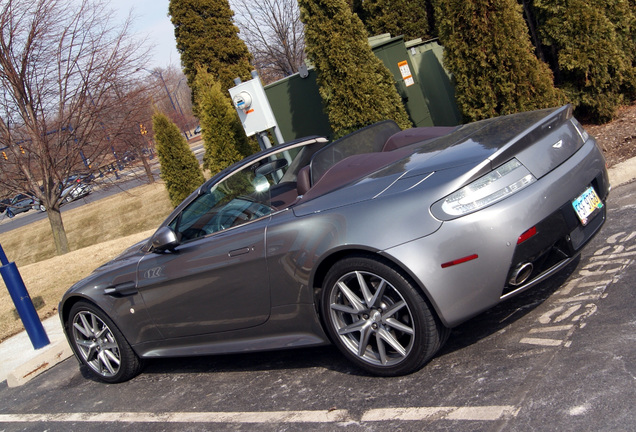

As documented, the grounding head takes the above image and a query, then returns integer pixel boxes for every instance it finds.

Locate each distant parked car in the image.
[65,173,94,184]
[34,177,93,212]
[0,198,11,214]
[194,125,201,135]
[122,151,136,164]
[6,194,35,218]
[61,178,92,203]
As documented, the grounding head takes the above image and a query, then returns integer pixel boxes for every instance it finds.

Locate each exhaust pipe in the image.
[509,262,534,286]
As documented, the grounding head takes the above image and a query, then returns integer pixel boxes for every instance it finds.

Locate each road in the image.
[0,179,634,431]
[0,142,204,235]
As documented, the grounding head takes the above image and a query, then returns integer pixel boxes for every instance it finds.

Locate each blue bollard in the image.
[0,244,50,349]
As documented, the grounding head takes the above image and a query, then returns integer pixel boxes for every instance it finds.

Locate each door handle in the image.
[104,281,138,297]
[228,247,251,257]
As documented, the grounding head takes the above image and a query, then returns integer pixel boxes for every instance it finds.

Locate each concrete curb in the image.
[6,340,73,387]
[608,157,636,188]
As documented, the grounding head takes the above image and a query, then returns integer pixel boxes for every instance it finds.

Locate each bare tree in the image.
[231,0,306,83]
[0,0,151,254]
[139,65,196,136]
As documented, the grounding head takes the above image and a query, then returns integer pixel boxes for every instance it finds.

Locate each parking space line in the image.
[519,337,563,346]
[0,410,350,424]
[361,405,518,421]
[0,406,520,424]
[529,325,574,333]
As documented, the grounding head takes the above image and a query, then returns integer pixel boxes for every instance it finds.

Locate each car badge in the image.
[552,140,563,149]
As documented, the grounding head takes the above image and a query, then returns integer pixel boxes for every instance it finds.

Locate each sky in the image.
[108,0,181,69]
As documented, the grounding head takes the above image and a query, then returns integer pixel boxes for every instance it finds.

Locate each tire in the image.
[6,210,14,218]
[68,301,143,383]
[321,256,446,376]
[64,195,73,203]
[38,204,46,212]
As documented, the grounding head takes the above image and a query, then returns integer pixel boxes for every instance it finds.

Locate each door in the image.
[136,163,278,339]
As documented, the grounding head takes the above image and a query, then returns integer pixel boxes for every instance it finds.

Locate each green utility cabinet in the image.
[264,35,461,142]
[369,34,433,128]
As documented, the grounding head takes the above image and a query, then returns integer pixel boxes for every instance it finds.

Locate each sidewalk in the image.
[0,156,634,387]
[0,315,72,387]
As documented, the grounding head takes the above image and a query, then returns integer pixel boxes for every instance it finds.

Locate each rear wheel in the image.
[68,301,143,383]
[321,256,446,376]
[6,210,14,218]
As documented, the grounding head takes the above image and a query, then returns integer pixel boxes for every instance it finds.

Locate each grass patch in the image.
[0,182,174,342]
[0,182,173,267]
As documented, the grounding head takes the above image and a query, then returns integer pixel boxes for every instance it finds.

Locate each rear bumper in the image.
[383,138,609,327]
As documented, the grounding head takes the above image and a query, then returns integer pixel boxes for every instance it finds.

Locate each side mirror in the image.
[151,226,180,253]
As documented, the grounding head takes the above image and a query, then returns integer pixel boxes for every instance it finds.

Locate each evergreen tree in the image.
[433,0,564,122]
[152,112,205,207]
[299,0,412,138]
[194,68,257,175]
[168,0,253,100]
[360,0,431,41]
[527,0,636,122]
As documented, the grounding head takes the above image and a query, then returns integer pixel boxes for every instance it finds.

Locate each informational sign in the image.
[398,60,415,87]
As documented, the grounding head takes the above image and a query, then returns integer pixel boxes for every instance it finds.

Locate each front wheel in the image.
[321,256,446,376]
[68,301,143,383]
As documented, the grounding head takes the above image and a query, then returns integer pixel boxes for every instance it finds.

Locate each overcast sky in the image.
[108,0,181,69]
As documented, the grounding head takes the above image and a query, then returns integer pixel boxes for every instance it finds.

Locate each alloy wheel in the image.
[72,310,122,378]
[327,270,415,367]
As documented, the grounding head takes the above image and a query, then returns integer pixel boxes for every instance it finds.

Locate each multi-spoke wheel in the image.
[68,301,143,383]
[321,256,446,376]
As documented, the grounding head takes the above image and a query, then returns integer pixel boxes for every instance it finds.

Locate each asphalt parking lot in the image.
[0,179,635,431]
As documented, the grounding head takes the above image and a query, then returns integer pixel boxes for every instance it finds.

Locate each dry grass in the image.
[0,182,173,342]
[0,182,173,267]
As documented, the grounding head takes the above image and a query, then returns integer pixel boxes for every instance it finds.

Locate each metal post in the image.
[0,244,50,349]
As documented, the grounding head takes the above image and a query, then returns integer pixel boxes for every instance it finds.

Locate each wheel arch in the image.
[60,295,131,348]
[310,247,445,326]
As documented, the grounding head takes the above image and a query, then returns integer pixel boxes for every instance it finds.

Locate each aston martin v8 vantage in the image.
[60,105,609,382]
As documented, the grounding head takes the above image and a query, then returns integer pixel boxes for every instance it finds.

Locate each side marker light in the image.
[517,226,537,245]
[441,254,478,269]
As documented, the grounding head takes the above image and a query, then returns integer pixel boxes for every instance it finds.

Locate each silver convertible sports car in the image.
[60,105,609,382]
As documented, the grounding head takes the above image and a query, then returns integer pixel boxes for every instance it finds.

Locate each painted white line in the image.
[0,410,351,424]
[529,325,574,333]
[557,279,612,296]
[557,278,582,296]
[554,304,582,322]
[590,251,636,260]
[556,294,601,303]
[0,406,521,424]
[584,259,633,266]
[361,405,518,422]
[519,337,563,347]
[576,279,613,287]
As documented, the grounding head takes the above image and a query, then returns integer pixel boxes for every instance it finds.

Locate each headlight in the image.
[438,159,536,217]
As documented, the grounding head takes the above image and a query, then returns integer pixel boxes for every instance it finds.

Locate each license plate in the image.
[572,186,603,226]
